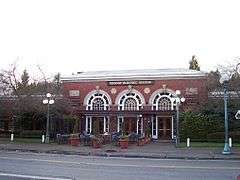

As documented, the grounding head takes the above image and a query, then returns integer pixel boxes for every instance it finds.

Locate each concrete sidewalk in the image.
[0,140,240,160]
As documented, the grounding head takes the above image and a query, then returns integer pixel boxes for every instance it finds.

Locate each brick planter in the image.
[69,137,80,146]
[119,138,129,149]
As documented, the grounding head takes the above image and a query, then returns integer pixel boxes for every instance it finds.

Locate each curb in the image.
[1,147,240,161]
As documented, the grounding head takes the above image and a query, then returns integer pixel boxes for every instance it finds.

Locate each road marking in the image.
[0,172,72,180]
[0,156,240,170]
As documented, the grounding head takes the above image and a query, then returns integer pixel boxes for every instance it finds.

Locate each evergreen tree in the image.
[206,69,221,91]
[189,55,200,71]
[17,69,30,95]
[53,73,61,94]
[21,69,30,87]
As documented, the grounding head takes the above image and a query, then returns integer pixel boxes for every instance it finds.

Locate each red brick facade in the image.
[63,78,207,108]
[62,69,207,140]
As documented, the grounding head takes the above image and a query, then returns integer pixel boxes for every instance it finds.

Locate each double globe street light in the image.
[43,93,55,143]
[175,90,185,146]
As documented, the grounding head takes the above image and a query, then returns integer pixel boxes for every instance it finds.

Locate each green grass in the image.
[179,142,240,149]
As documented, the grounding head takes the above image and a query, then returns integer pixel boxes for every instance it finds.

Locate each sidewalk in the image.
[0,140,240,160]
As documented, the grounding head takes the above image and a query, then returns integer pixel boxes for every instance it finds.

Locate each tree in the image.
[16,69,31,95]
[206,69,221,91]
[53,73,62,95]
[189,55,200,71]
[0,63,73,134]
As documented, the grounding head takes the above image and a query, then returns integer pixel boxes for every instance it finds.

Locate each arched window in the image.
[86,92,110,110]
[158,97,172,110]
[92,98,105,110]
[117,90,144,110]
[124,97,138,111]
[151,91,176,111]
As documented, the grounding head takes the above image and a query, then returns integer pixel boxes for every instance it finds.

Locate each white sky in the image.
[0,0,240,78]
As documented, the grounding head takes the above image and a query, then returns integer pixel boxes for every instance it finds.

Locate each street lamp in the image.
[42,93,54,143]
[219,73,231,155]
[175,90,185,147]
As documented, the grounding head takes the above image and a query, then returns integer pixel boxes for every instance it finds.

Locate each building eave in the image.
[61,68,207,82]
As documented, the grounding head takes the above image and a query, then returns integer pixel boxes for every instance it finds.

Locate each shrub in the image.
[207,131,240,143]
[19,130,43,138]
[179,111,223,141]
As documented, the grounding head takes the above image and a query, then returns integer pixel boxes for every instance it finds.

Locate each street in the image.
[0,151,239,180]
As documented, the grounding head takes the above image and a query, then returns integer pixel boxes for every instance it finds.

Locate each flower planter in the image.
[69,138,80,146]
[92,138,102,148]
[119,138,129,149]
[137,138,145,146]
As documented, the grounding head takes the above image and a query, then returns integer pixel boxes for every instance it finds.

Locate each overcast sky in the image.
[0,0,240,78]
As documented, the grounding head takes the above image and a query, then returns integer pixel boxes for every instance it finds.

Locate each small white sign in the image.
[69,90,80,97]
[185,87,198,95]
[235,110,240,119]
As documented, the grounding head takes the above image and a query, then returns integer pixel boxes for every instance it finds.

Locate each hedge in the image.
[19,130,43,138]
[179,111,240,143]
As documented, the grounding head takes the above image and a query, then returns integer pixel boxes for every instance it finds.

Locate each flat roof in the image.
[61,68,206,82]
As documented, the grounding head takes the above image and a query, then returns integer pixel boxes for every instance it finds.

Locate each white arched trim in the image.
[83,89,112,110]
[149,88,177,110]
[115,89,145,110]
[115,89,146,105]
[84,90,112,105]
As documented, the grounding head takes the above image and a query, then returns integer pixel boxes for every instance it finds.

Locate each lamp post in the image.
[175,90,185,147]
[42,93,54,143]
[219,74,231,155]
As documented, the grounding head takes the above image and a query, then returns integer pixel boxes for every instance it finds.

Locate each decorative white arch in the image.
[149,88,177,110]
[115,89,145,110]
[83,90,112,110]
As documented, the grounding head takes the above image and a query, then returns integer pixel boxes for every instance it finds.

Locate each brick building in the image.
[62,68,207,140]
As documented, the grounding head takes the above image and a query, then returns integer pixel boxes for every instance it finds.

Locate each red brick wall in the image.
[62,77,207,109]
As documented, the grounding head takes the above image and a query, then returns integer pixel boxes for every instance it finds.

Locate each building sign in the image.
[185,88,198,95]
[108,80,154,86]
[69,90,80,97]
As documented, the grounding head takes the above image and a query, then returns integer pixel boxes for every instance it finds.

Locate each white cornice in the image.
[61,68,206,82]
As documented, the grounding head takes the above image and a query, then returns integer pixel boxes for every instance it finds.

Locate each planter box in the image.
[119,138,129,149]
[69,138,80,146]
[137,137,145,146]
[92,138,102,148]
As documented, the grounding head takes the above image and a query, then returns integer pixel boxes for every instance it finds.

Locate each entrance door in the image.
[124,117,137,135]
[157,117,171,139]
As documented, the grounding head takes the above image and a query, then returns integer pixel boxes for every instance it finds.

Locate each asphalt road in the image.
[0,150,239,180]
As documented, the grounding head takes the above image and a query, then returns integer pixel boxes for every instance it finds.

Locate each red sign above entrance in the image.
[108,80,154,86]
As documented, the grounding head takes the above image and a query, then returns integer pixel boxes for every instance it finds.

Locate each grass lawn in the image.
[179,142,240,149]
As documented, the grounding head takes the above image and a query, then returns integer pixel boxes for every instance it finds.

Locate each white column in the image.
[117,117,120,132]
[141,118,143,135]
[85,117,88,132]
[117,116,123,132]
[106,117,110,133]
[151,116,154,137]
[171,116,174,139]
[136,118,139,134]
[89,117,92,133]
[152,116,158,139]
[156,117,158,139]
[103,117,106,133]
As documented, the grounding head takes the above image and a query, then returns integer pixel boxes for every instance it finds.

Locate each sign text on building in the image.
[108,80,154,86]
